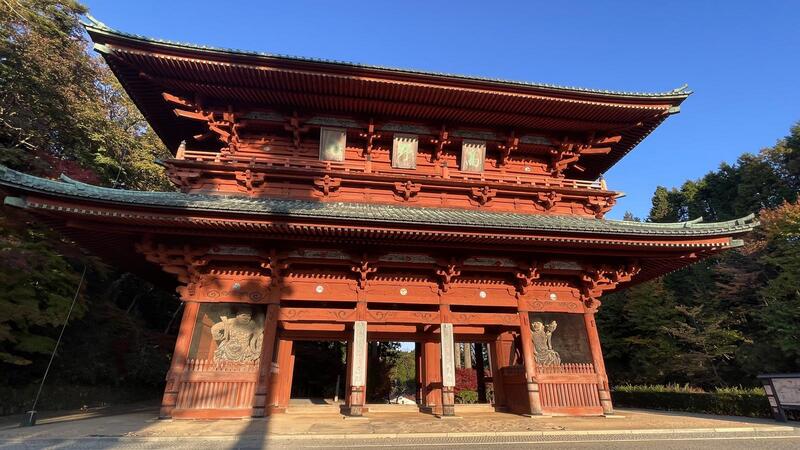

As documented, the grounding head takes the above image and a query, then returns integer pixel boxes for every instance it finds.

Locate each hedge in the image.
[611,385,771,418]
[0,384,161,416]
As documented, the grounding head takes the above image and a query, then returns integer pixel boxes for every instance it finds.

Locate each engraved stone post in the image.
[347,320,368,416]
[440,323,456,416]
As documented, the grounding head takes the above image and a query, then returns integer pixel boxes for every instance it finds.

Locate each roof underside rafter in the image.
[0,166,756,288]
[84,22,691,180]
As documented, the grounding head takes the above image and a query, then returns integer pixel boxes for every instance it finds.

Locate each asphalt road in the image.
[2,431,800,450]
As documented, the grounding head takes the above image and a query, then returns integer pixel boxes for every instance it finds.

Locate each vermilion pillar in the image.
[423,339,442,414]
[585,310,613,414]
[160,301,199,419]
[268,337,294,413]
[488,333,512,411]
[518,312,544,415]
[253,303,279,417]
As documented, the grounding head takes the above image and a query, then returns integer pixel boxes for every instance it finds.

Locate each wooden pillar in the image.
[268,337,294,412]
[585,309,613,414]
[488,335,509,410]
[160,301,199,419]
[464,342,472,369]
[518,312,544,415]
[252,303,279,417]
[423,339,441,413]
[440,323,456,416]
[475,343,487,403]
[346,320,367,416]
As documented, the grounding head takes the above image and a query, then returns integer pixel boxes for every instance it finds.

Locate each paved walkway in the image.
[0,403,797,448]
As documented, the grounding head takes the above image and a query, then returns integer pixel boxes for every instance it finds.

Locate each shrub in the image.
[455,368,477,393]
[456,389,478,404]
[611,384,771,418]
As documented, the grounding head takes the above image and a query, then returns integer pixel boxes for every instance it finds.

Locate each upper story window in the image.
[461,140,486,172]
[319,127,346,161]
[392,134,418,169]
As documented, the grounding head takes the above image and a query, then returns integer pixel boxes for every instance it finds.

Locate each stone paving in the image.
[0,403,795,441]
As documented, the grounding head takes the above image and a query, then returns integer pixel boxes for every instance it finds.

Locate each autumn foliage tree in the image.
[0,0,178,407]
[599,122,800,388]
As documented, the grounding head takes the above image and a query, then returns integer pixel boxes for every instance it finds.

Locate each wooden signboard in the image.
[461,140,486,172]
[759,373,800,421]
[320,127,346,161]
[392,134,418,169]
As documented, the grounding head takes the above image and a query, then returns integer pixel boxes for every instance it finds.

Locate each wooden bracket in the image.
[585,196,617,218]
[284,111,310,149]
[470,186,497,206]
[497,131,519,167]
[235,168,266,194]
[393,180,422,201]
[358,119,381,158]
[351,253,378,290]
[430,126,450,163]
[259,249,289,288]
[535,191,562,211]
[435,258,462,293]
[313,175,342,197]
[515,262,541,296]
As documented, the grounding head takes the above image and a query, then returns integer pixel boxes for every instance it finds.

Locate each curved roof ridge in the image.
[82,17,692,100]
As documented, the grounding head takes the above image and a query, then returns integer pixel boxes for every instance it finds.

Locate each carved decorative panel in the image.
[392,134,418,169]
[188,303,265,363]
[461,140,486,173]
[528,312,591,365]
[319,127,346,161]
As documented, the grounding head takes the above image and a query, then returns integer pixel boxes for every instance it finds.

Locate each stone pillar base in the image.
[441,386,455,417]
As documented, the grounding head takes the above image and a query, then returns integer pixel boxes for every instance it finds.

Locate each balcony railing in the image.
[177,151,607,192]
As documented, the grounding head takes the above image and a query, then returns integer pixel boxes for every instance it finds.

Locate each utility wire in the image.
[28,265,87,420]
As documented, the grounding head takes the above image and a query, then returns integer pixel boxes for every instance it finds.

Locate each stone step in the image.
[363,403,420,413]
[285,398,343,414]
[454,403,496,413]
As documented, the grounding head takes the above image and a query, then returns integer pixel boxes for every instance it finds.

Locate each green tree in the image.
[600,121,800,388]
[0,1,179,407]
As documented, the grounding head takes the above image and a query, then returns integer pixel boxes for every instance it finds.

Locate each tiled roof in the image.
[83,17,691,100]
[0,166,757,238]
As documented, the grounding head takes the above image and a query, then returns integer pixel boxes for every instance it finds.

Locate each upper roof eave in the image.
[83,19,691,105]
[0,166,757,240]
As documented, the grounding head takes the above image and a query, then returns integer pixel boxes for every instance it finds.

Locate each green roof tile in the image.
[0,166,756,237]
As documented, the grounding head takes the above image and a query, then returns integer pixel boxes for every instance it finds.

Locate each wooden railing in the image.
[175,152,606,191]
[184,358,260,372]
[536,363,595,375]
[540,382,601,409]
[174,359,260,412]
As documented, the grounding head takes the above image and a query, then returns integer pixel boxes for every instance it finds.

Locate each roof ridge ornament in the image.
[83,14,111,30]
[671,83,692,94]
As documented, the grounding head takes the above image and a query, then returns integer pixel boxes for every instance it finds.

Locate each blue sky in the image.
[84,0,799,219]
